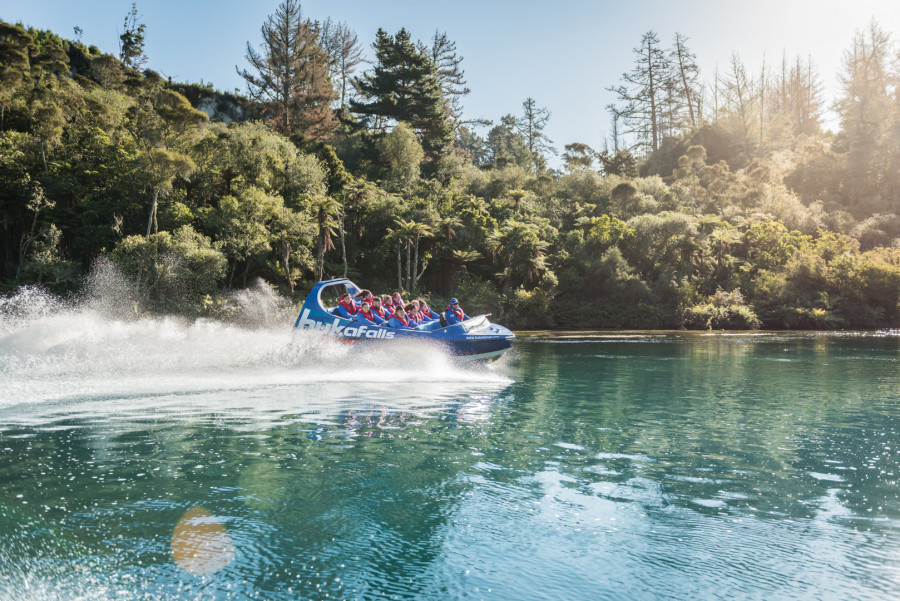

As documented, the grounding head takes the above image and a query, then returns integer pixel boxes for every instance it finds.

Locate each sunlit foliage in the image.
[0,16,898,330]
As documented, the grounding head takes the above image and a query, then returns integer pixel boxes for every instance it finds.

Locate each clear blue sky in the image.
[2,0,897,165]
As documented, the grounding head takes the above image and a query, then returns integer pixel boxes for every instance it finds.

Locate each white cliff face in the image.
[197,97,226,122]
[197,96,247,124]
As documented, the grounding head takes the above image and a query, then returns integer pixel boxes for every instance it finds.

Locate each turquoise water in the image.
[1,297,899,600]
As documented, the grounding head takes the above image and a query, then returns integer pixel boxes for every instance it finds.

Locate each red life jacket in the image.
[392,313,409,326]
[446,306,464,321]
[340,300,357,315]
[358,309,376,323]
[372,306,387,319]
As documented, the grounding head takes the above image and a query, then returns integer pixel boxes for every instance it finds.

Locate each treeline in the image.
[0,3,898,329]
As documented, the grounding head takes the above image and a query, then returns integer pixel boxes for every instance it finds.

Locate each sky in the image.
[2,0,898,166]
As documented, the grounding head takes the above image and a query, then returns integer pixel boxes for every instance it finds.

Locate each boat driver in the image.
[444,298,470,325]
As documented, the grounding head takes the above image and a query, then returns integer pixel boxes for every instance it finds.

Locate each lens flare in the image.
[171,506,235,575]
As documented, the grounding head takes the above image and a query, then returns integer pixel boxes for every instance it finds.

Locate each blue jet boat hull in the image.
[293,279,514,360]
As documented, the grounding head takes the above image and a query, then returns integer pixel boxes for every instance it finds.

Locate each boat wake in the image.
[0,272,512,413]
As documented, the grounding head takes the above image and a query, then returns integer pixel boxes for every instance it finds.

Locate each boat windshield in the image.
[319,283,355,310]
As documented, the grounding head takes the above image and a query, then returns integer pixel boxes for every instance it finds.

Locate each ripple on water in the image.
[3,318,900,600]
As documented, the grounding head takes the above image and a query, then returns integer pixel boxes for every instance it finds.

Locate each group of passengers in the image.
[334,289,470,330]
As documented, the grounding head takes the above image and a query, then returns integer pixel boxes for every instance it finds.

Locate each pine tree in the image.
[119,3,147,69]
[319,18,364,111]
[670,33,701,131]
[721,52,757,158]
[516,98,554,172]
[607,31,670,156]
[835,20,897,214]
[485,114,531,168]
[563,143,596,171]
[351,28,452,156]
[779,54,824,136]
[238,0,337,141]
[455,125,490,166]
[422,30,470,123]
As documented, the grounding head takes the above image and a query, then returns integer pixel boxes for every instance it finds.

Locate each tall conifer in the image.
[351,28,452,156]
[607,31,670,156]
[238,0,337,142]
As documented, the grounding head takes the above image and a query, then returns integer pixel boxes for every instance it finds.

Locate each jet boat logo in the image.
[295,308,396,339]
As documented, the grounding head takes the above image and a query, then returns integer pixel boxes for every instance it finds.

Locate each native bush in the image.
[683,288,761,330]
[109,225,226,308]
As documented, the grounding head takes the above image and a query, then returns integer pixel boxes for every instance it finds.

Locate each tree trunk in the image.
[15,235,30,284]
[228,260,238,290]
[135,265,144,297]
[145,188,160,239]
[396,241,402,291]
[15,208,43,283]
[412,236,420,292]
[280,237,293,293]
[675,39,696,129]
[646,43,658,153]
[447,264,459,297]
[40,138,49,175]
[316,227,325,281]
[339,218,347,278]
[405,240,411,291]
[759,57,766,154]
[713,67,720,123]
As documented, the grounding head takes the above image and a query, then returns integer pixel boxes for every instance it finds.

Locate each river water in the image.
[1,287,899,600]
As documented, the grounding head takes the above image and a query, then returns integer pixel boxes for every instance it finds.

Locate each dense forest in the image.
[1,2,898,329]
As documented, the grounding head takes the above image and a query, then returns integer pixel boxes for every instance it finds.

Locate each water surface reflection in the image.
[0,334,898,600]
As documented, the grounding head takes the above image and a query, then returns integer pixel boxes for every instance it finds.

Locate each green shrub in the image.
[683,288,761,330]
[109,225,227,309]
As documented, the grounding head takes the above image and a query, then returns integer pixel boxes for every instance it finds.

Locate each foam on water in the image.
[0,269,511,411]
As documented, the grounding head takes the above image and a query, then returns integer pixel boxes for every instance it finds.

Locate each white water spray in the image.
[0,266,511,411]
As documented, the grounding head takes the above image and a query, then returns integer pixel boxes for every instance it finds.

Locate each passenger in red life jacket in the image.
[354,289,373,308]
[391,292,405,310]
[403,301,422,325]
[444,298,470,325]
[353,301,385,325]
[387,305,415,329]
[410,300,431,323]
[371,297,388,321]
[405,303,421,324]
[417,299,440,321]
[334,293,358,319]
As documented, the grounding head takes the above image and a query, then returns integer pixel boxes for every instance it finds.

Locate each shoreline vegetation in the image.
[1,3,898,331]
[513,329,899,337]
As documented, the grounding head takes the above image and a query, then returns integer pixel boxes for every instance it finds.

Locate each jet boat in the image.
[293,279,515,361]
